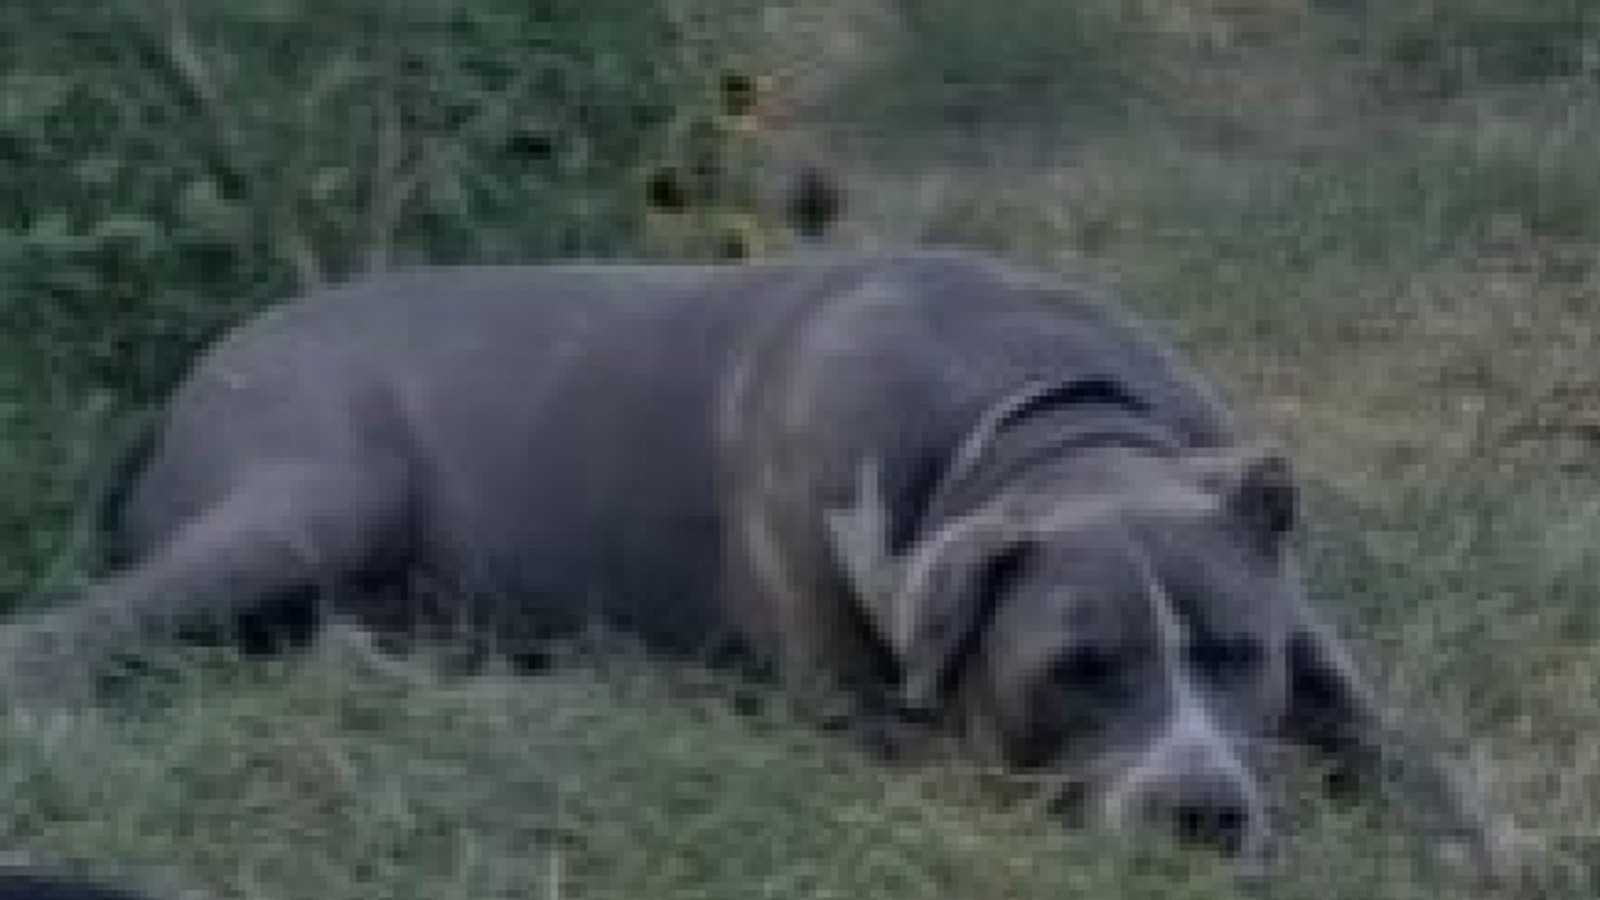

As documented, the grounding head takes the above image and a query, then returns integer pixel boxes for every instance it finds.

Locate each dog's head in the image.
[910,447,1299,857]
[833,433,1381,864]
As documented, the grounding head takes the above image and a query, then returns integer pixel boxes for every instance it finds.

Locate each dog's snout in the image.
[1136,774,1255,855]
[1172,791,1251,853]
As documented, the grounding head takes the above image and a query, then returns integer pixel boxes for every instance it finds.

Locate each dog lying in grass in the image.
[0,249,1506,879]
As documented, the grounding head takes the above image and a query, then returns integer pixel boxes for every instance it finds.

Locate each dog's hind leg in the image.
[0,458,412,706]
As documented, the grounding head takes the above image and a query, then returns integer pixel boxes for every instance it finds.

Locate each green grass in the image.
[832,0,1163,144]
[1349,0,1600,95]
[0,643,1496,900]
[4,0,1600,897]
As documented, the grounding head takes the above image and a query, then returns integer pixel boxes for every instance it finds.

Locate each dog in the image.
[0,249,1497,874]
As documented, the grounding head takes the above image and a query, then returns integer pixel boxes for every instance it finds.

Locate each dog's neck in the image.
[916,397,1186,533]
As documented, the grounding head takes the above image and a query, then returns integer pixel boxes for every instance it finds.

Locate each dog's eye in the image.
[1049,647,1122,690]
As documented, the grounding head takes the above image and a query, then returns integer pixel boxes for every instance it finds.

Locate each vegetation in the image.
[3,0,1599,896]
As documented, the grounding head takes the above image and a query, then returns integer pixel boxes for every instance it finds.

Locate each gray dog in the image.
[2,250,1498,874]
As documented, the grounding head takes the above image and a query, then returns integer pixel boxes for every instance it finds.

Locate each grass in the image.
[0,642,1488,900]
[4,0,1600,897]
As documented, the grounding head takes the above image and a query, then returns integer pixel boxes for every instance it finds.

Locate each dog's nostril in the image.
[1171,800,1249,853]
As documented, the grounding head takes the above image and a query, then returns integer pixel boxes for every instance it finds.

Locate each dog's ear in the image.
[826,459,1023,718]
[893,524,1024,716]
[1234,449,1296,548]
[1187,445,1297,553]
